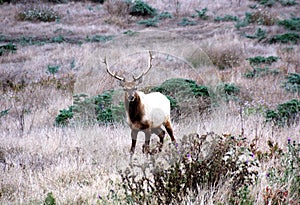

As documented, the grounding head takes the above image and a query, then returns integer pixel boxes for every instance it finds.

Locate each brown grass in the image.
[0,0,299,204]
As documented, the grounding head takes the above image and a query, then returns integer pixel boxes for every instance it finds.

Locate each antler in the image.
[133,51,154,81]
[103,57,125,81]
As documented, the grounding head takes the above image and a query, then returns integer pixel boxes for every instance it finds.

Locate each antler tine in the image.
[133,51,154,81]
[103,57,125,81]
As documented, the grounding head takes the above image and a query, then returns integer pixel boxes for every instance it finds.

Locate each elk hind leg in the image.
[152,127,165,152]
[164,119,176,143]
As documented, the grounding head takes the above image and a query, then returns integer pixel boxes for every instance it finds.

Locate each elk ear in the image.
[136,76,144,85]
[119,80,126,87]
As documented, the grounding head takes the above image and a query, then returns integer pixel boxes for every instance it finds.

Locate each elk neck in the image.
[124,91,145,123]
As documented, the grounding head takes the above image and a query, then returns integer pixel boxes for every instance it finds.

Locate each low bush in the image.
[243,67,280,78]
[55,90,125,126]
[246,56,279,66]
[195,8,208,20]
[137,17,159,27]
[151,78,210,119]
[245,28,267,41]
[278,0,298,6]
[265,99,300,126]
[178,17,197,26]
[269,32,300,44]
[0,43,17,56]
[214,14,239,22]
[278,17,300,31]
[217,83,240,101]
[235,11,276,29]
[129,0,156,17]
[282,72,300,93]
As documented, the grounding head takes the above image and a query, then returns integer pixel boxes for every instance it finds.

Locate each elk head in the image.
[103,51,154,102]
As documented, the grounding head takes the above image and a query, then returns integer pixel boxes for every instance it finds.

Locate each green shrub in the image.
[269,32,300,44]
[47,65,60,76]
[151,78,209,99]
[278,17,300,31]
[282,72,300,93]
[278,0,298,6]
[94,90,125,124]
[55,90,125,126]
[137,17,159,27]
[157,11,173,19]
[214,14,239,22]
[17,7,60,22]
[265,99,300,126]
[195,8,208,20]
[86,35,114,42]
[151,78,210,119]
[258,0,275,7]
[55,107,74,126]
[245,28,267,41]
[217,83,240,101]
[0,109,9,119]
[178,17,197,26]
[0,43,17,56]
[246,56,279,66]
[129,0,157,17]
[243,67,280,78]
[44,192,56,205]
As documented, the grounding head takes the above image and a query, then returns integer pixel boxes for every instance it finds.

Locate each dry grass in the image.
[0,0,299,204]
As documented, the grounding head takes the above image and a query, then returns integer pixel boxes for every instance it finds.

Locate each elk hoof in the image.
[142,144,150,154]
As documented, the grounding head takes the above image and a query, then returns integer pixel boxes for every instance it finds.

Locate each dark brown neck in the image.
[125,92,144,123]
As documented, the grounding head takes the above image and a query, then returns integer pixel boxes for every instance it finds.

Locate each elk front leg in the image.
[142,130,151,154]
[130,129,138,155]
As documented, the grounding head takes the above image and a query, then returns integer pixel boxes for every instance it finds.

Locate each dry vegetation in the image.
[0,0,299,204]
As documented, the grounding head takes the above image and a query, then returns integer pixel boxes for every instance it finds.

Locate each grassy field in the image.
[0,0,299,204]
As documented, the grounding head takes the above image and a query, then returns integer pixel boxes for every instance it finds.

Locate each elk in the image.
[103,51,176,154]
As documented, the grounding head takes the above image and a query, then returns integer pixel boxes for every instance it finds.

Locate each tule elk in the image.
[103,51,176,154]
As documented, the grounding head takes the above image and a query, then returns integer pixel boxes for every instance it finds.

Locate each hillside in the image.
[0,0,299,204]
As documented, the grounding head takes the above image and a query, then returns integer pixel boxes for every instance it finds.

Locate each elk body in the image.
[104,51,176,154]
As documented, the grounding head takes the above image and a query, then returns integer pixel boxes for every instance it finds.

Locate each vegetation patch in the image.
[55,91,125,126]
[269,32,300,44]
[17,6,60,22]
[278,17,300,31]
[282,72,300,93]
[245,28,267,41]
[178,17,197,26]
[217,83,240,101]
[214,14,239,22]
[246,56,279,66]
[100,133,259,204]
[194,8,209,20]
[243,67,280,78]
[129,0,157,17]
[137,17,159,27]
[0,43,17,56]
[265,99,300,126]
[235,11,276,29]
